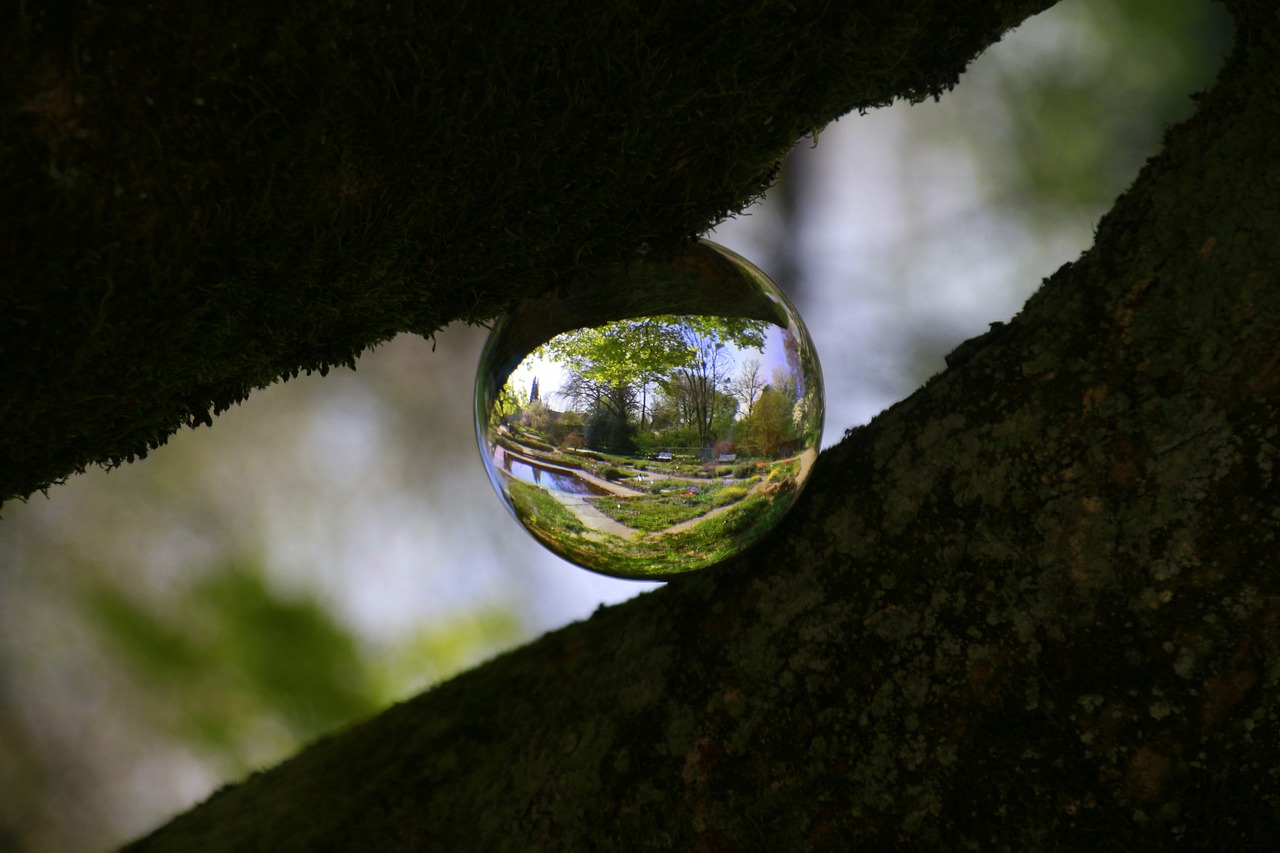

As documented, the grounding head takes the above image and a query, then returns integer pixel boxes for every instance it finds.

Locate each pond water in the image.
[502,454,609,496]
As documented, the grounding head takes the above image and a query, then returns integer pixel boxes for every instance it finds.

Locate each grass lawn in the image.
[507,479,587,535]
[588,482,732,532]
[492,439,808,579]
[553,492,790,578]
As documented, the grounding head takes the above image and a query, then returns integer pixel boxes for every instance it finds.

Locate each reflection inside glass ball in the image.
[475,239,823,579]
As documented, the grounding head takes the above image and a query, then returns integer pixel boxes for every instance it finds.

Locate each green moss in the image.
[52,2,1280,852]
[1,0,1060,504]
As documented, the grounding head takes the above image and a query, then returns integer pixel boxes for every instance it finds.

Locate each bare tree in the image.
[731,357,766,417]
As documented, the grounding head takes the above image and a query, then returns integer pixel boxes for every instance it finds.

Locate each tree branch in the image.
[127,1,1280,848]
[1,0,1058,503]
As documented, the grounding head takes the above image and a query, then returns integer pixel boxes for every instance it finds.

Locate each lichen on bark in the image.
[3,0,1277,848]
[123,3,1280,849]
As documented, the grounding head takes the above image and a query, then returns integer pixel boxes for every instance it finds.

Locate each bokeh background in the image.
[0,1,1230,849]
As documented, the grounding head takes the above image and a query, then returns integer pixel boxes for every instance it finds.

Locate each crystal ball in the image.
[475,239,823,579]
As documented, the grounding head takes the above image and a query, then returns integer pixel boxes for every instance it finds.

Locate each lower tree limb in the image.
[127,2,1280,849]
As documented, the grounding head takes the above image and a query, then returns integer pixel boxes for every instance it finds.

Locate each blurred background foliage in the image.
[85,561,380,765]
[0,0,1230,849]
[943,0,1229,218]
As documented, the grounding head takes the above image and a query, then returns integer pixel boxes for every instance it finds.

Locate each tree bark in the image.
[118,1,1280,849]
[0,0,1055,504]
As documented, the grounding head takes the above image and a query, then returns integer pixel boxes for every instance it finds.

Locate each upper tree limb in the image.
[0,0,1056,503]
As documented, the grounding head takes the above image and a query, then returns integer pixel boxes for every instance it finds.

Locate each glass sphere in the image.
[475,239,823,579]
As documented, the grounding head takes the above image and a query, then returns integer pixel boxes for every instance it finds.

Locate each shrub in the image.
[732,461,756,479]
[520,435,556,453]
[712,486,749,507]
[767,459,800,481]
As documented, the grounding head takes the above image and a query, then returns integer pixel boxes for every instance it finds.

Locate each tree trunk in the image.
[0,0,1054,504]
[118,1,1280,849]
[7,0,1279,848]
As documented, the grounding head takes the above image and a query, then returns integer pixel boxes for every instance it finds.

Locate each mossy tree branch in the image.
[0,0,1056,503]
[122,0,1280,848]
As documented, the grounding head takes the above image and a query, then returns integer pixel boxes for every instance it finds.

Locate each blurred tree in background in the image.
[0,0,1230,849]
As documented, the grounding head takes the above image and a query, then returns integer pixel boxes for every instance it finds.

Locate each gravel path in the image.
[558,494,638,540]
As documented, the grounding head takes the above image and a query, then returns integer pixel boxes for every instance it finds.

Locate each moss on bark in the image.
[0,0,1056,503]
[123,1,1280,849]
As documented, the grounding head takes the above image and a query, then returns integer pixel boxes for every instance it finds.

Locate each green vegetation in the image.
[536,315,770,450]
[86,565,378,761]
[712,485,750,507]
[506,479,587,535]
[524,315,814,457]
[768,459,800,481]
[566,448,609,463]
[82,557,518,774]
[0,1,1245,849]
[736,386,801,457]
[491,439,805,578]
[546,489,788,579]
[494,445,806,579]
[506,426,556,454]
[483,309,820,558]
[495,434,586,470]
[590,483,726,532]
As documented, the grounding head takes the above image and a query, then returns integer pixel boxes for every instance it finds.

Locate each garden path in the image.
[557,494,638,539]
